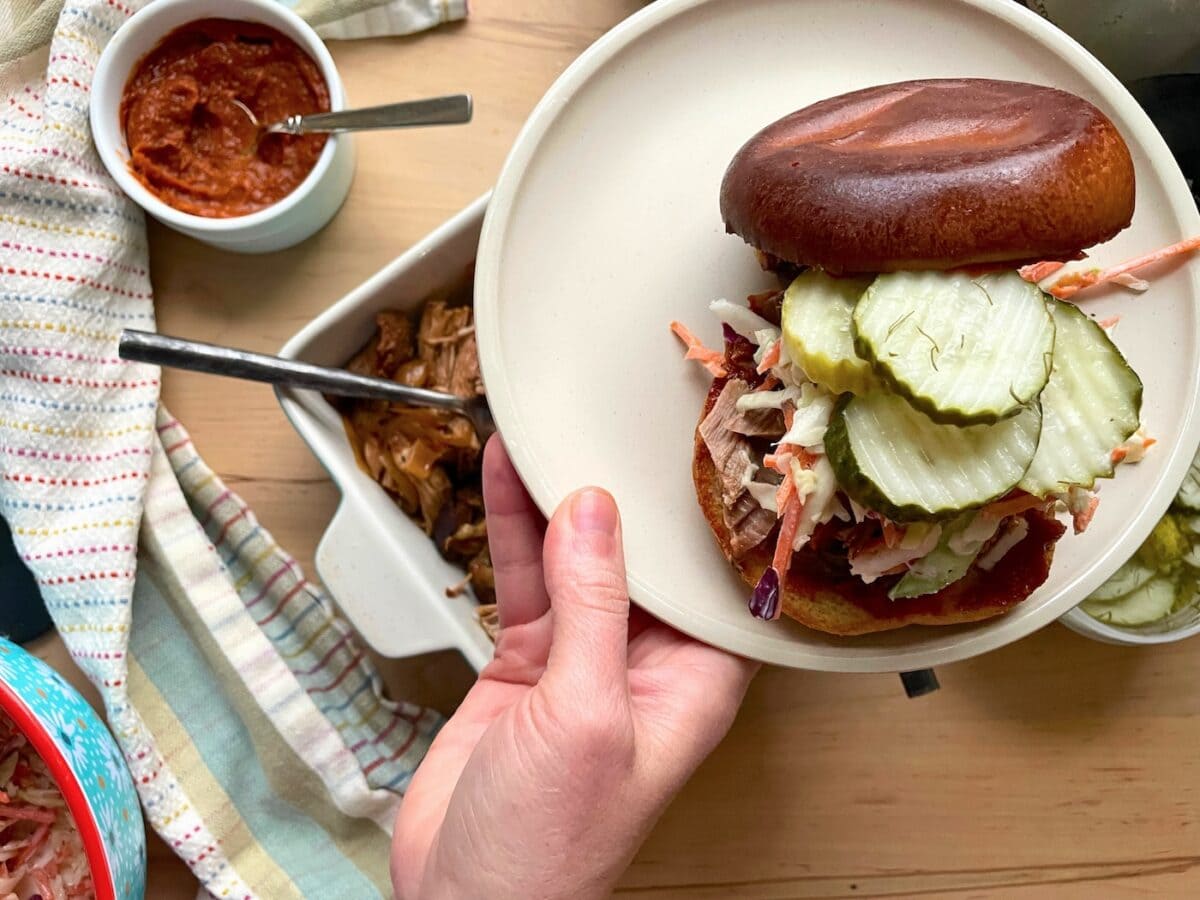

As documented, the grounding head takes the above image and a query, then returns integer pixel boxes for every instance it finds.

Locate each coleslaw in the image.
[0,712,92,899]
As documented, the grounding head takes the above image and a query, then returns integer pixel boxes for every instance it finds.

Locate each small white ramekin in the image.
[1059,595,1200,646]
[90,0,354,253]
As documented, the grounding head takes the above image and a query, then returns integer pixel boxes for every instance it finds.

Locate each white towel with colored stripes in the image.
[0,1,465,896]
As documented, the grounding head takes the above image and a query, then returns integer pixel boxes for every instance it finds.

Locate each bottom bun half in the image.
[692,377,1066,636]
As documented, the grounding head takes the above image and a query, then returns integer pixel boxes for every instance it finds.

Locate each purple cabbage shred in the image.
[722,323,754,352]
[749,566,781,620]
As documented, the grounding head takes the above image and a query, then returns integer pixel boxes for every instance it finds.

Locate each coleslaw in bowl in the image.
[0,713,92,897]
[0,639,144,900]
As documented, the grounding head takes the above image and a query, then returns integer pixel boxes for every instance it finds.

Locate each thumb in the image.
[542,488,631,692]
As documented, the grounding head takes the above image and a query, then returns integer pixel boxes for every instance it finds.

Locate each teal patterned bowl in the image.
[0,638,145,899]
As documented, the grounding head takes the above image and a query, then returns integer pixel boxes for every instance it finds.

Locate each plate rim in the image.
[475,0,1200,671]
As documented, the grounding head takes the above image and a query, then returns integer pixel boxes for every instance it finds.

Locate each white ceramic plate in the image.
[475,0,1200,671]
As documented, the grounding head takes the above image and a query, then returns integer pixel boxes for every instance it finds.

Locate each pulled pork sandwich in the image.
[672,78,1173,635]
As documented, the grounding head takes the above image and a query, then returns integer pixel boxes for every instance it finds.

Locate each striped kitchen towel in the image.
[0,0,468,62]
[133,412,441,897]
[0,0,465,897]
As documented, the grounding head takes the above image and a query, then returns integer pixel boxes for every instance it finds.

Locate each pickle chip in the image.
[1136,515,1189,570]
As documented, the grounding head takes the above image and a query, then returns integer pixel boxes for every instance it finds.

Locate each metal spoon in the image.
[231,93,472,138]
[118,329,495,440]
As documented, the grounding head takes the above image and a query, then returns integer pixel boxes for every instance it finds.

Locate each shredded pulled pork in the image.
[340,299,495,605]
[699,380,777,556]
[725,397,784,437]
[0,714,92,899]
[476,604,500,641]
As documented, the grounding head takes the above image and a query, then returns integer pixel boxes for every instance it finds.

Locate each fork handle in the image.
[118,329,468,414]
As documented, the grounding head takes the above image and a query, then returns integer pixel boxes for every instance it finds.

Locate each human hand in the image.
[392,437,759,900]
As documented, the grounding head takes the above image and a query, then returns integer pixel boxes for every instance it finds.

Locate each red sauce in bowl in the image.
[119,18,331,218]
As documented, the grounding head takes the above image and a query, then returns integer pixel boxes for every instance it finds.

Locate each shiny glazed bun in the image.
[719,79,1136,274]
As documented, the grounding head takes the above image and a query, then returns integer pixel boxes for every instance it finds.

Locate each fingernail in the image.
[572,488,617,534]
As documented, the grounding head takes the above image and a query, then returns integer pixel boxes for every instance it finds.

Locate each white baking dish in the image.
[277,194,494,671]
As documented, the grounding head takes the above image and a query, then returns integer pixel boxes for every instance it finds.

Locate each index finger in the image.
[482,436,551,629]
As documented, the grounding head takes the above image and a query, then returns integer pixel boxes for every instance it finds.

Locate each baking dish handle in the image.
[315,501,488,665]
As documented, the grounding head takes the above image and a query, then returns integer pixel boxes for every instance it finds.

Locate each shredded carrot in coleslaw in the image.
[762,452,788,472]
[1018,260,1070,282]
[756,339,781,374]
[670,321,727,377]
[980,493,1047,520]
[767,405,822,517]
[775,473,795,514]
[0,807,56,824]
[1112,435,1156,464]
[766,445,797,514]
[772,498,803,573]
[0,712,92,899]
[1047,235,1200,299]
[1073,495,1100,534]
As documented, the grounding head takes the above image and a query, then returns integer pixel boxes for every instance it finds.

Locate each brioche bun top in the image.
[719,79,1135,274]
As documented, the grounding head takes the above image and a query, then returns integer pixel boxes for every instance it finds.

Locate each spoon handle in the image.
[118,329,469,414]
[270,94,473,135]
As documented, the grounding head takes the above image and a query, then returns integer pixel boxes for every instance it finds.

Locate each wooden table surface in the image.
[40,1,1200,896]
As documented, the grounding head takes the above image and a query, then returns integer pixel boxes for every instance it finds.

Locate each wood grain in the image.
[36,1,1200,897]
[615,626,1200,897]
